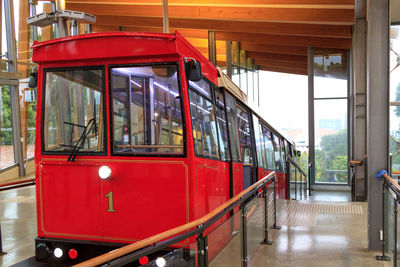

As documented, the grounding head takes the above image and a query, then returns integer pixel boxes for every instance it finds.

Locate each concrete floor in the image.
[210,199,392,267]
[0,187,393,267]
[0,186,36,267]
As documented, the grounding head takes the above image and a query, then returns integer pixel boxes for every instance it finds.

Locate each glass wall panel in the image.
[232,66,240,87]
[313,49,349,185]
[0,85,15,168]
[314,99,348,184]
[389,25,400,172]
[20,82,36,159]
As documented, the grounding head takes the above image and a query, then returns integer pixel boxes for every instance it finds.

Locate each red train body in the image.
[32,32,296,264]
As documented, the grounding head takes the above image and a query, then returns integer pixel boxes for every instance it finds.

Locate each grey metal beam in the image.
[4,0,25,176]
[308,47,315,188]
[226,41,232,79]
[208,30,216,66]
[367,0,390,251]
[162,0,169,33]
[352,0,367,201]
[29,0,38,41]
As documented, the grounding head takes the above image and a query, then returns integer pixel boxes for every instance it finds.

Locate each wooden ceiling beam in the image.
[94,16,352,38]
[254,59,307,70]
[66,3,354,24]
[258,65,308,75]
[246,51,307,64]
[71,0,354,6]
[215,31,352,49]
[241,43,308,56]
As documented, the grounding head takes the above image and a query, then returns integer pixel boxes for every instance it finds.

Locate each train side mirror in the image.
[185,59,201,82]
[28,67,38,88]
[296,150,301,157]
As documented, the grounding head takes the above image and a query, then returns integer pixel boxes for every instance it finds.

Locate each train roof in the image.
[31,31,218,84]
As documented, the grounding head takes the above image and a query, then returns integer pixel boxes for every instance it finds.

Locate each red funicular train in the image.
[32,31,296,265]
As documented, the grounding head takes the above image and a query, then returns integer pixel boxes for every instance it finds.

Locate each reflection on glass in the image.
[314,99,348,184]
[43,69,104,153]
[314,52,348,98]
[236,104,252,164]
[21,85,37,159]
[111,65,183,155]
[225,93,240,161]
[0,86,15,168]
[215,88,230,161]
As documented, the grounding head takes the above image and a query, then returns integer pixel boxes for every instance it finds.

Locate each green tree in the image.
[316,129,347,182]
[0,86,13,145]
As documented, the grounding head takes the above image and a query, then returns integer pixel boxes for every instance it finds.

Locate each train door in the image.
[253,116,266,180]
[39,67,106,238]
[103,64,188,242]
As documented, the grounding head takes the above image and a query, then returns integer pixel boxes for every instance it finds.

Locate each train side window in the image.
[42,67,105,153]
[111,64,184,155]
[215,88,231,161]
[236,104,253,164]
[253,116,265,168]
[273,134,282,172]
[261,125,276,170]
[280,138,287,172]
[225,93,240,161]
[188,81,219,159]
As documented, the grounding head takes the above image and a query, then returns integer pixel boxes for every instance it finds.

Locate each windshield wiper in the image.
[64,118,95,161]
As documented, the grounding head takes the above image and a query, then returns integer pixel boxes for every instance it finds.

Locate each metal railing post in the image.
[272,179,281,230]
[376,181,391,261]
[240,203,248,267]
[295,168,298,200]
[0,224,5,255]
[308,163,312,196]
[394,197,398,267]
[197,232,208,267]
[261,185,272,245]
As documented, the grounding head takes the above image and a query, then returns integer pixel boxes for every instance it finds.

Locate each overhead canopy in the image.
[65,0,355,76]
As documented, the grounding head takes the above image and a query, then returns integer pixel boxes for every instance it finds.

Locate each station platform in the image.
[0,184,389,267]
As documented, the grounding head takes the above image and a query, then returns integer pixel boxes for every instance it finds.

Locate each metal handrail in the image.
[287,155,306,177]
[75,172,276,267]
[349,154,368,167]
[0,178,35,191]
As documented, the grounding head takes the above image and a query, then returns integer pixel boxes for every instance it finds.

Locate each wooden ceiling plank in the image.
[95,16,352,38]
[215,31,352,49]
[66,3,354,24]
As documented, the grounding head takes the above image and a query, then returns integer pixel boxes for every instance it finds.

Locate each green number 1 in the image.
[105,191,116,212]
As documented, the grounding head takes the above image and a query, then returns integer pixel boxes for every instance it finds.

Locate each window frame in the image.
[41,65,108,156]
[108,62,187,158]
[188,75,221,161]
[214,87,231,162]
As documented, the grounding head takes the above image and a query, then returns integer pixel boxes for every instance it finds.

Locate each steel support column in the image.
[226,41,232,79]
[208,31,216,66]
[308,47,315,188]
[162,0,169,33]
[352,0,367,201]
[367,0,390,251]
[55,0,67,37]
[4,0,25,176]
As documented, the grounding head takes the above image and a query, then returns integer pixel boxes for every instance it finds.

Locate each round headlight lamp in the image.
[98,166,112,180]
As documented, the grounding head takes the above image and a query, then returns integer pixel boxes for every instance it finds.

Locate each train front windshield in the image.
[111,64,184,155]
[42,68,105,153]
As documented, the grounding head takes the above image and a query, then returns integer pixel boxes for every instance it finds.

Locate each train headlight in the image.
[156,257,166,267]
[98,166,112,180]
[54,248,63,258]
